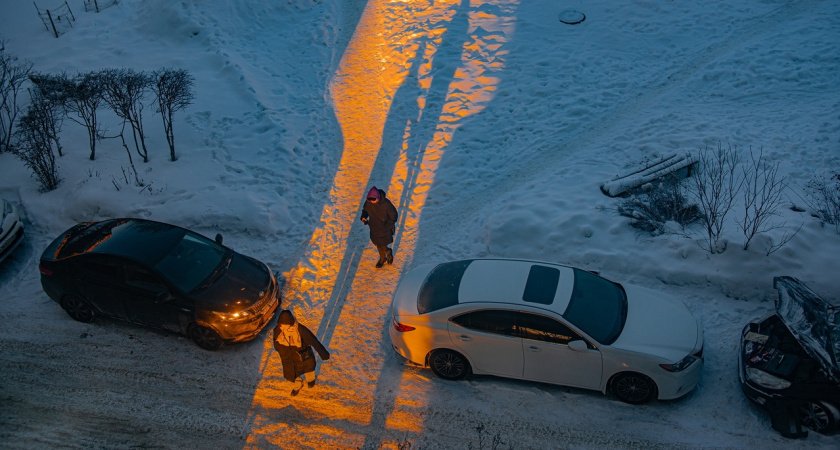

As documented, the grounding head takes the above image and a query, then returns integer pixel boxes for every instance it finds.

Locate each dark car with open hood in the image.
[39,218,281,350]
[739,276,840,438]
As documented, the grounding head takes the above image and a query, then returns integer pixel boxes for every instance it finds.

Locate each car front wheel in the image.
[189,324,223,351]
[800,401,840,433]
[612,372,657,404]
[429,349,470,380]
[62,295,95,323]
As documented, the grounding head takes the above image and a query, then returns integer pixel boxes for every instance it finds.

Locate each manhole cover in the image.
[558,10,585,25]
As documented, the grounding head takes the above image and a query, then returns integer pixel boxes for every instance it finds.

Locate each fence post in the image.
[33,2,51,33]
[45,9,59,38]
[64,1,76,21]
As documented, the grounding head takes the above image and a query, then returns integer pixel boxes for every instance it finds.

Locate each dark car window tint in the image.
[418,260,473,314]
[78,255,122,282]
[562,269,627,344]
[519,312,581,345]
[522,265,560,305]
[450,309,518,337]
[155,232,227,293]
[124,262,167,294]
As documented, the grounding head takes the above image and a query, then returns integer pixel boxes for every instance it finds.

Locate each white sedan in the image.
[389,258,704,404]
[0,198,24,264]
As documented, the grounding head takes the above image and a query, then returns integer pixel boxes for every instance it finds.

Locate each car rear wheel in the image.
[429,349,470,380]
[800,401,840,433]
[62,295,95,323]
[189,324,223,351]
[612,372,657,404]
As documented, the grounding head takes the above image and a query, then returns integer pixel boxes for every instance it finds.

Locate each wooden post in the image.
[64,1,76,21]
[45,9,59,38]
[33,2,51,33]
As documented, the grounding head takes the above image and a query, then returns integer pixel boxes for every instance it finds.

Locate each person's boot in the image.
[375,258,384,268]
[386,248,393,265]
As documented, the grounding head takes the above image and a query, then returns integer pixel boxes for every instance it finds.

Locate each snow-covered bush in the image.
[617,173,701,236]
[802,172,840,233]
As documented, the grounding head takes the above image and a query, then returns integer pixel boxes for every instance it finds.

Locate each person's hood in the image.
[774,276,840,381]
[610,284,703,362]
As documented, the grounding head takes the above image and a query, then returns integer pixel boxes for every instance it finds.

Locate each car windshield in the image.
[562,269,628,344]
[154,232,229,293]
[418,260,473,314]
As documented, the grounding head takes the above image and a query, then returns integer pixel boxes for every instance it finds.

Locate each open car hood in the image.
[774,276,840,381]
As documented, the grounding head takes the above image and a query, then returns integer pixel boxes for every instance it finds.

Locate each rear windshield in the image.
[417,260,473,314]
[56,221,116,258]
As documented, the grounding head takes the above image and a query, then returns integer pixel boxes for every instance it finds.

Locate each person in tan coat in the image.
[272,310,330,396]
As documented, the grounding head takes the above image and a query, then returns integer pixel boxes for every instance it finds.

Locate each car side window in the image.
[518,312,583,345]
[77,255,123,283]
[450,309,518,337]
[124,262,167,295]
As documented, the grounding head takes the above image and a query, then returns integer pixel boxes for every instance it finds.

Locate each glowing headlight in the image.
[746,367,791,390]
[213,310,251,321]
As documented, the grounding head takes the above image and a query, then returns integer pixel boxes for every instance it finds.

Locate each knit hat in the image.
[278,310,295,325]
[367,186,380,200]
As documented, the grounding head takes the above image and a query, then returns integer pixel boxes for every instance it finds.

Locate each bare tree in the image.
[116,120,142,186]
[1,41,33,153]
[12,99,61,191]
[65,70,106,160]
[690,143,743,253]
[152,68,194,161]
[737,147,798,251]
[28,73,72,157]
[101,68,151,162]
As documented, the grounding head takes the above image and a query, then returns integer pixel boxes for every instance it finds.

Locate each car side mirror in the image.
[215,233,223,245]
[568,340,588,352]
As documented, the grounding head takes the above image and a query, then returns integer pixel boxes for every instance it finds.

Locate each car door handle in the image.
[457,335,472,341]
[528,346,542,352]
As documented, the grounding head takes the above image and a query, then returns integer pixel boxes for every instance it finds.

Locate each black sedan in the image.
[739,276,840,438]
[39,218,281,350]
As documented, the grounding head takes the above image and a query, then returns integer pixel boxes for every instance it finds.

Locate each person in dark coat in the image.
[273,310,330,396]
[360,186,399,268]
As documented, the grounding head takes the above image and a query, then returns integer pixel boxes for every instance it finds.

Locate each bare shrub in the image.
[151,68,194,161]
[12,98,61,191]
[690,143,743,253]
[66,70,106,160]
[737,147,799,252]
[28,73,71,157]
[101,68,152,162]
[802,171,840,233]
[1,41,33,153]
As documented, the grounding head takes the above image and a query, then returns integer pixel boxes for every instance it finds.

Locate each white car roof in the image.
[457,259,575,314]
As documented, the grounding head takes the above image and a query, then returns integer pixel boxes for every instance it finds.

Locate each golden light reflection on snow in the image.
[246,0,516,447]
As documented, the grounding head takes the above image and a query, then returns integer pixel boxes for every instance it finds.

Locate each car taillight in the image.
[392,316,415,332]
[38,264,52,276]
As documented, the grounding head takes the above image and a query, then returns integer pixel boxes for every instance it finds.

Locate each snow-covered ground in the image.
[1,0,839,448]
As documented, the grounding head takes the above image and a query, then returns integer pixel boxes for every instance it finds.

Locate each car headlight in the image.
[659,355,698,372]
[745,367,791,390]
[212,310,251,321]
